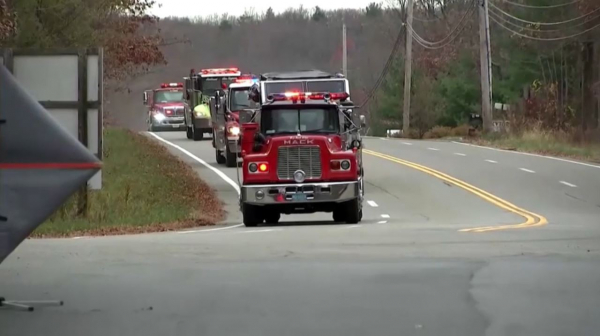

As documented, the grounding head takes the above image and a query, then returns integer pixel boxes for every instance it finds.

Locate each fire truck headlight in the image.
[293,170,306,183]
[249,163,258,173]
[340,160,351,170]
[154,113,166,121]
[255,190,265,200]
[229,126,240,136]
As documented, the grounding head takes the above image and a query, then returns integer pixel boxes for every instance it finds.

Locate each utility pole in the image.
[402,0,414,136]
[342,22,348,77]
[478,0,493,132]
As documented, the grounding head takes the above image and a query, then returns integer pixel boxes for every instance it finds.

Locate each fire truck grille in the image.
[164,107,184,116]
[277,146,322,180]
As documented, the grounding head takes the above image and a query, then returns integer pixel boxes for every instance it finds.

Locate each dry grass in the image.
[420,125,472,139]
[33,128,225,238]
[472,127,600,163]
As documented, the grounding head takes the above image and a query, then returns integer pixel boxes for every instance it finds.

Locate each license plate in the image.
[291,193,307,201]
[172,124,180,128]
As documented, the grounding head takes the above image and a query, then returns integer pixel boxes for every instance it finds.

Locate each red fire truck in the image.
[237,82,365,227]
[183,68,241,141]
[143,82,186,131]
[211,74,260,167]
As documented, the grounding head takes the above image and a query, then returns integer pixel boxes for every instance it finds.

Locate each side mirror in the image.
[214,92,221,110]
[352,139,362,149]
[359,115,366,128]
[254,132,266,144]
[239,110,254,124]
[143,91,148,105]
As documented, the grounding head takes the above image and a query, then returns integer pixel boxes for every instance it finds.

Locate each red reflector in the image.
[258,163,268,172]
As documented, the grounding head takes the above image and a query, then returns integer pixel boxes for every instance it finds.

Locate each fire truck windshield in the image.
[230,89,259,111]
[261,107,339,135]
[154,90,183,103]
[306,80,346,93]
[264,82,304,96]
[201,77,236,96]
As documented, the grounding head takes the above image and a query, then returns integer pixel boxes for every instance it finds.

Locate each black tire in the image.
[264,212,280,224]
[192,127,204,141]
[242,204,260,227]
[343,198,361,224]
[186,127,193,139]
[332,209,345,223]
[225,144,237,167]
[216,149,226,164]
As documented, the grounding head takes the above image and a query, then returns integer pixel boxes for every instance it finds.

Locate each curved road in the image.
[1,131,599,336]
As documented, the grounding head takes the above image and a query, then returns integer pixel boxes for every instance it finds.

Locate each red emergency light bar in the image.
[234,74,257,84]
[200,68,240,75]
[268,91,349,102]
[161,82,183,88]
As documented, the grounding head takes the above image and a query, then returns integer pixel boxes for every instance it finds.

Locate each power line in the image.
[496,0,582,9]
[408,0,477,46]
[358,25,405,108]
[489,13,600,41]
[490,2,600,26]
[408,8,477,49]
[489,7,600,33]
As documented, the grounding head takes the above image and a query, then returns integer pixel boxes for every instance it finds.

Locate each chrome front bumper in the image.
[153,116,185,127]
[241,181,359,205]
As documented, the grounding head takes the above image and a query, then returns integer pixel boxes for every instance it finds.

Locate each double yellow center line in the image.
[363,149,548,232]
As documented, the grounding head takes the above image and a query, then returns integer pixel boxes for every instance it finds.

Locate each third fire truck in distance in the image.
[237,70,366,227]
[210,74,260,167]
[143,82,186,131]
[183,67,242,141]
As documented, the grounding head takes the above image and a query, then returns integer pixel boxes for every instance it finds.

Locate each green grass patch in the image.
[472,129,600,163]
[33,128,224,237]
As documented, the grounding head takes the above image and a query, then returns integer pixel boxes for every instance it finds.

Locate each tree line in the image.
[1,1,599,139]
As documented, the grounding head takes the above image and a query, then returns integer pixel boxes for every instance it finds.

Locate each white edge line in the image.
[427,148,440,151]
[367,200,379,207]
[454,153,466,156]
[178,224,244,234]
[452,141,600,169]
[402,142,413,145]
[379,138,388,140]
[519,168,535,173]
[559,181,577,188]
[381,214,390,218]
[148,132,241,194]
[377,220,387,224]
[485,159,497,163]
[348,225,361,228]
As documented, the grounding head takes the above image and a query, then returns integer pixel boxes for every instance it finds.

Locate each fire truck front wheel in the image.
[192,127,204,141]
[333,198,361,224]
[225,145,237,167]
[215,149,226,164]
[242,204,260,227]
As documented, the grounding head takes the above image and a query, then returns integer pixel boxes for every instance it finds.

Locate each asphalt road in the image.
[1,131,599,336]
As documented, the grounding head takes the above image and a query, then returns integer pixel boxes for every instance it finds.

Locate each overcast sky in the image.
[150,0,381,18]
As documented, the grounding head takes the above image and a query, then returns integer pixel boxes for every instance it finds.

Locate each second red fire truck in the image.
[143,82,186,131]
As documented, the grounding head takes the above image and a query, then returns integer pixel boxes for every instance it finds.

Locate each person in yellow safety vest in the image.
[193,103,211,118]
